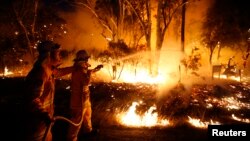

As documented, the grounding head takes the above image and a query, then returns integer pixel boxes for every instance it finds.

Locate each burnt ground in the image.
[0,77,250,141]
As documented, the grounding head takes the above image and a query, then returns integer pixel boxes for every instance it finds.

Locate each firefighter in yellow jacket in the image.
[67,50,103,141]
[24,40,73,141]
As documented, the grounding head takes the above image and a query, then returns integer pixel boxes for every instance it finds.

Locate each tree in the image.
[151,0,184,75]
[67,0,143,46]
[68,0,188,76]
[181,0,187,52]
[12,0,39,59]
[125,0,189,75]
[202,0,250,64]
[123,0,186,75]
[0,0,68,67]
[97,40,135,80]
[68,0,150,79]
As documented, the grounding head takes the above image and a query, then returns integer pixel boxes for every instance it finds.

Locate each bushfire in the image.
[116,101,170,127]
[1,61,250,129]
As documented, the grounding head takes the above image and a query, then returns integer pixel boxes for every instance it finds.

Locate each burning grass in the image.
[79,80,250,130]
[116,101,171,127]
[1,77,250,140]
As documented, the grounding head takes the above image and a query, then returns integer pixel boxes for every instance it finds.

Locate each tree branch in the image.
[71,1,114,36]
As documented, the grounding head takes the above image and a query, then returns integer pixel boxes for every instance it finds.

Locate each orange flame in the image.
[231,114,250,123]
[117,101,170,127]
[0,66,13,77]
[187,116,220,128]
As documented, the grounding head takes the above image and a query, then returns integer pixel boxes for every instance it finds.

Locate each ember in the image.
[204,96,250,110]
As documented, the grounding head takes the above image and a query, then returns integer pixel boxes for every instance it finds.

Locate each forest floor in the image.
[0,77,250,141]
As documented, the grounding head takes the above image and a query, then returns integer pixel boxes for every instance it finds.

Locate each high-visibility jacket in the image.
[70,62,92,109]
[25,62,72,118]
[69,61,102,109]
[24,60,72,141]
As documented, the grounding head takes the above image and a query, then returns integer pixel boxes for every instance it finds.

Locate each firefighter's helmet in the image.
[74,50,90,62]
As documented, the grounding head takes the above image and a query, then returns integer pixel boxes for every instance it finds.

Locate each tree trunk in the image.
[13,2,36,62]
[146,0,152,75]
[181,0,187,52]
[217,43,222,60]
[17,18,34,61]
[31,0,39,40]
[149,0,158,76]
[209,46,216,64]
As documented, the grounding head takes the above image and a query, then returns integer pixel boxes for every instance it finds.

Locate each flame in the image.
[0,66,14,77]
[4,66,13,76]
[99,62,172,84]
[0,66,28,77]
[187,116,220,128]
[204,96,250,110]
[117,102,170,127]
[213,74,241,82]
[231,114,250,123]
[120,69,166,84]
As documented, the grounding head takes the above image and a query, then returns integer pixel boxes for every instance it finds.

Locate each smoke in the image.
[155,0,249,97]
[54,8,110,68]
[57,0,248,84]
[58,8,107,54]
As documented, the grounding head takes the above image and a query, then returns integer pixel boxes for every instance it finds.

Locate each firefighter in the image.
[23,40,73,141]
[67,50,103,141]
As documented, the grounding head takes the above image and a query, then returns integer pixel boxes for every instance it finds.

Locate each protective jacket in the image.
[24,60,72,141]
[67,61,102,141]
[70,62,91,109]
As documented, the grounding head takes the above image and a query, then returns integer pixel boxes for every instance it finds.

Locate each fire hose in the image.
[54,115,83,126]
[42,115,83,141]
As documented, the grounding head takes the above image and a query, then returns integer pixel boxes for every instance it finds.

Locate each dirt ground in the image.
[52,122,208,141]
[1,77,249,141]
